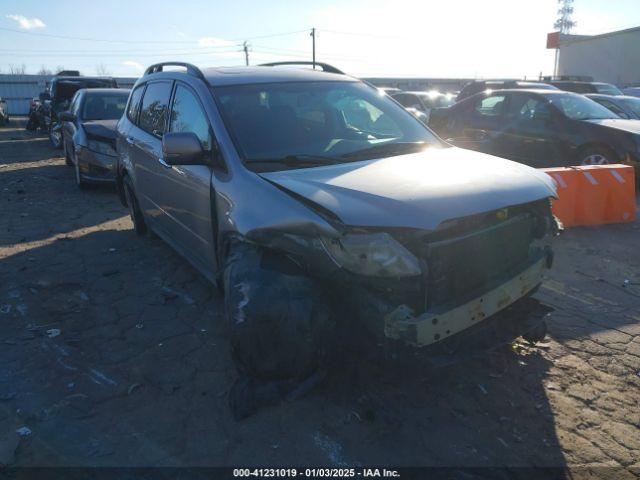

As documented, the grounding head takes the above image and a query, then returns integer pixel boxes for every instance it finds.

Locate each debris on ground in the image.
[46,328,61,338]
[15,427,31,437]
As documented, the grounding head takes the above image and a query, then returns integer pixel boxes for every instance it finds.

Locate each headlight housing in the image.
[87,139,117,157]
[321,232,422,277]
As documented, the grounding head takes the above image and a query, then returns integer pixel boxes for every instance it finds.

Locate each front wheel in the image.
[579,146,614,166]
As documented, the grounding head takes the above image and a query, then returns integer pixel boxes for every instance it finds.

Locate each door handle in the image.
[125,136,134,145]
[158,157,172,169]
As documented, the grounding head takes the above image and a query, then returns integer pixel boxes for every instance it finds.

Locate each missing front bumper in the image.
[384,255,549,348]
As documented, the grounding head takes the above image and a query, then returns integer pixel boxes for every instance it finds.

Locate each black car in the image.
[58,88,130,188]
[456,80,557,102]
[585,94,640,120]
[550,81,623,96]
[42,75,118,149]
[429,89,640,173]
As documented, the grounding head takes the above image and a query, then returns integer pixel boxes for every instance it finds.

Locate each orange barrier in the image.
[541,164,636,228]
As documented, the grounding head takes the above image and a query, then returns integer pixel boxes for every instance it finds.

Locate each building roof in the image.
[560,25,640,46]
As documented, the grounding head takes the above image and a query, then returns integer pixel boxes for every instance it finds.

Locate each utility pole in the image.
[310,28,316,69]
[243,41,250,66]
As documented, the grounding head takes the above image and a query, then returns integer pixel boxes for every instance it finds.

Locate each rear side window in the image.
[169,84,211,150]
[474,95,506,117]
[127,85,145,123]
[138,81,173,136]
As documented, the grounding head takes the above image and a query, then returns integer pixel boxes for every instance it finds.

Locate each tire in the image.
[579,145,615,166]
[123,175,147,235]
[49,126,63,150]
[522,320,548,345]
[223,243,336,382]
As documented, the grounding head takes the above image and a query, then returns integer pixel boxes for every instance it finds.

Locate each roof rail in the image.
[259,61,344,74]
[144,62,206,81]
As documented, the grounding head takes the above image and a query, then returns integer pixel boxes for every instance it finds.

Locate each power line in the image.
[0,48,241,58]
[0,26,308,45]
[318,29,405,40]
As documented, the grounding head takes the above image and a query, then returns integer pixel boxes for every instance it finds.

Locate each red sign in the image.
[547,31,560,49]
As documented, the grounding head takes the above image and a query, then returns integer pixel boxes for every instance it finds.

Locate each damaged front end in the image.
[238,198,558,356]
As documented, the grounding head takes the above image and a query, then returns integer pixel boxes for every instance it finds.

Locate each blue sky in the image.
[1,0,639,78]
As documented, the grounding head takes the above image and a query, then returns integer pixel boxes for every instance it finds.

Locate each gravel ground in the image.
[0,119,639,478]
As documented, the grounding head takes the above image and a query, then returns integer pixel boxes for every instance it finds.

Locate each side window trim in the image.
[127,83,147,125]
[138,80,174,138]
[169,81,216,152]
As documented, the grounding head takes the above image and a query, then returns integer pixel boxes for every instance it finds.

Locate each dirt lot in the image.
[0,119,639,478]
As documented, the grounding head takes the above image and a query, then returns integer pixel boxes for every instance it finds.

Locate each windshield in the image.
[547,93,618,120]
[213,81,440,171]
[619,97,640,118]
[82,92,128,120]
[595,84,623,95]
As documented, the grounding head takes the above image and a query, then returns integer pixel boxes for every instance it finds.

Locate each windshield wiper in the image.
[341,141,428,160]
[245,154,342,167]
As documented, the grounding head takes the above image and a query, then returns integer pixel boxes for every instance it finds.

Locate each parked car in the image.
[429,89,640,172]
[405,106,429,124]
[58,88,130,188]
[42,75,118,149]
[550,81,623,96]
[456,80,557,102]
[622,87,640,98]
[116,62,557,417]
[391,90,455,122]
[0,97,8,126]
[585,94,640,120]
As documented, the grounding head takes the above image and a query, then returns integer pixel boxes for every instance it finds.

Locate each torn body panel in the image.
[384,252,549,347]
[223,200,557,355]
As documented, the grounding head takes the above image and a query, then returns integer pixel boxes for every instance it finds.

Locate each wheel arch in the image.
[575,142,620,164]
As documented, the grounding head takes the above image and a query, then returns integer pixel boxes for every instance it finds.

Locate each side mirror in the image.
[58,111,76,122]
[162,132,207,166]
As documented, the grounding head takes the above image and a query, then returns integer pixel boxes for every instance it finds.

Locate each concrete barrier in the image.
[541,164,636,228]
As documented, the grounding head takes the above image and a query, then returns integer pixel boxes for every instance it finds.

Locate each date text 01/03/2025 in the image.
[232,468,401,478]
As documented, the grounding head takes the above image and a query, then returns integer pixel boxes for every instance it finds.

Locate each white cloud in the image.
[122,60,145,73]
[6,14,46,30]
[198,37,235,48]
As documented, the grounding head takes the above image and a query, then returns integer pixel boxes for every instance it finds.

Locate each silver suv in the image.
[116,62,558,417]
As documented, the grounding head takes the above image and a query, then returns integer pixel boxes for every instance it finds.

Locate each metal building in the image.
[553,26,640,87]
[0,75,137,115]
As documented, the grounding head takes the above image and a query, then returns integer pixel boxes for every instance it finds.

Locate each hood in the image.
[81,119,118,140]
[259,147,557,231]
[584,118,640,134]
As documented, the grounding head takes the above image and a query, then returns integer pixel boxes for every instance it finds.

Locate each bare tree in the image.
[554,0,576,33]
[9,64,27,74]
[55,65,66,74]
[37,65,53,75]
[95,63,111,76]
